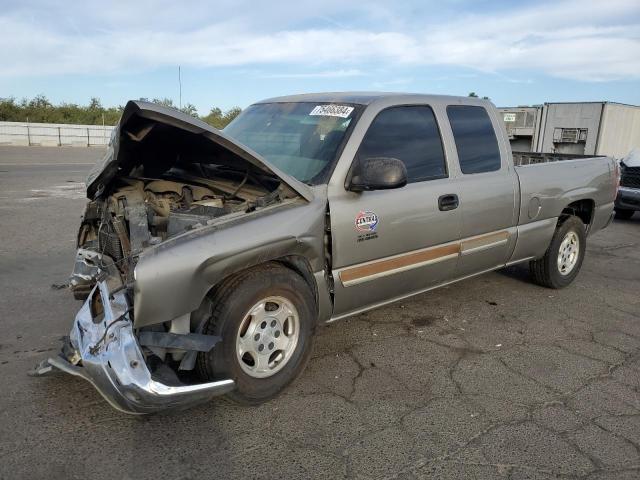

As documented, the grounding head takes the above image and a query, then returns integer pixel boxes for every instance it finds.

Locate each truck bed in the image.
[513,151,607,166]
[512,151,616,242]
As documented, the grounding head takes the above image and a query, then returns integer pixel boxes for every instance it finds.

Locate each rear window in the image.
[447,105,501,174]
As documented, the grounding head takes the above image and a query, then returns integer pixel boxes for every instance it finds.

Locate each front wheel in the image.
[529,216,586,289]
[196,263,316,404]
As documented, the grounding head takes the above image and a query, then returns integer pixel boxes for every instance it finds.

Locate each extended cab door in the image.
[328,104,462,318]
[445,104,519,278]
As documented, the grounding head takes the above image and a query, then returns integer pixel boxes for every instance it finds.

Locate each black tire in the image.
[196,263,316,404]
[529,216,586,289]
[615,208,635,220]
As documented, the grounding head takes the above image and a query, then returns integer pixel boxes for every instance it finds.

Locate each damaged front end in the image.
[33,100,312,414]
[35,267,235,414]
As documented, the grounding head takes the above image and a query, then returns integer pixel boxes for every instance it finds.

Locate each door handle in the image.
[438,194,459,211]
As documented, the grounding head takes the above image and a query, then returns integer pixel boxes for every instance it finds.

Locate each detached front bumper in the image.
[35,279,235,415]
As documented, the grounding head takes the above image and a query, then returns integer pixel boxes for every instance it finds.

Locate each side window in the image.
[447,105,501,174]
[358,106,447,183]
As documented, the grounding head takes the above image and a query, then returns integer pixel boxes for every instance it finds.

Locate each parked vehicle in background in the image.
[34,93,618,414]
[615,149,640,219]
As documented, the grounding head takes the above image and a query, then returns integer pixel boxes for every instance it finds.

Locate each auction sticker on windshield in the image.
[309,105,354,118]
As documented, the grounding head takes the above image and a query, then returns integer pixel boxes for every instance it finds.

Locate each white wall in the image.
[0,121,115,147]
[596,104,640,159]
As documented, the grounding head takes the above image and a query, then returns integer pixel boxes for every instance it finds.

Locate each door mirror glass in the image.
[348,157,408,192]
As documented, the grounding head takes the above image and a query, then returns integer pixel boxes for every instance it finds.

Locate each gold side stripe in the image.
[339,230,510,287]
[339,244,460,286]
[461,230,510,252]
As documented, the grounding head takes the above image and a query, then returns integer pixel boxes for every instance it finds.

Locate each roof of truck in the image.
[255,92,482,106]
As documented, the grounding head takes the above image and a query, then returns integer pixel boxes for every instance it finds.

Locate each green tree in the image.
[151,98,175,108]
[224,107,242,125]
[468,92,490,100]
[0,97,21,122]
[89,97,102,110]
[0,95,240,128]
[180,103,199,118]
[202,106,241,129]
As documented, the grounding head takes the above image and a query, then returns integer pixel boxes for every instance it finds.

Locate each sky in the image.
[2,0,640,113]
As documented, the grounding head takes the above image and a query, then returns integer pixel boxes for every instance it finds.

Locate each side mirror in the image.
[348,157,408,192]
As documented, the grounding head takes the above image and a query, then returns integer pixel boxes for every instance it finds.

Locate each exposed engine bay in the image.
[66,101,310,302]
[71,171,283,299]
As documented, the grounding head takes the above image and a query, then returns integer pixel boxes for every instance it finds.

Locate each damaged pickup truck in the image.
[34,94,619,414]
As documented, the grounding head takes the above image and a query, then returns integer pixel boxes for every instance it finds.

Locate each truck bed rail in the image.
[513,151,606,166]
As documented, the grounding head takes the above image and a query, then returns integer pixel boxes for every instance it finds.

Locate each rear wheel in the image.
[197,263,316,404]
[615,208,635,220]
[529,216,586,289]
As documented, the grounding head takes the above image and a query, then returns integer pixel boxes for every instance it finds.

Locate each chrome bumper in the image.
[35,279,234,414]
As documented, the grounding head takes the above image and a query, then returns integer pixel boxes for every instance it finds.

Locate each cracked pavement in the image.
[1,146,639,479]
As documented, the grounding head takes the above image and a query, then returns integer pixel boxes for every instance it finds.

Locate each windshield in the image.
[223,102,359,184]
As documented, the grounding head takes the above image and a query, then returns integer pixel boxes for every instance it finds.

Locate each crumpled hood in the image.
[86,100,313,201]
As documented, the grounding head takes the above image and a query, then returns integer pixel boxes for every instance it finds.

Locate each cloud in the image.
[2,0,639,81]
[259,69,364,79]
[371,77,414,89]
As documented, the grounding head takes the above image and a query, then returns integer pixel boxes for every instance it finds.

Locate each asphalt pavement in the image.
[1,146,639,480]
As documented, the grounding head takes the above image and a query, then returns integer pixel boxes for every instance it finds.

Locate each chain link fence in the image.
[0,121,114,147]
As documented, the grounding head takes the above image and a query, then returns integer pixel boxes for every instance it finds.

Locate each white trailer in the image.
[595,103,640,159]
[500,101,640,159]
[497,106,543,152]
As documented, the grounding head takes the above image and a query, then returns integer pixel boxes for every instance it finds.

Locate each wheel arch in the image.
[560,199,595,231]
[200,255,327,327]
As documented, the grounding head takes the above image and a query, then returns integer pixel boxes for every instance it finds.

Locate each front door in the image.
[328,105,462,318]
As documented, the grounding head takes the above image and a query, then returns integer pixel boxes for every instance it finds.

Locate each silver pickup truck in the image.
[35,93,619,414]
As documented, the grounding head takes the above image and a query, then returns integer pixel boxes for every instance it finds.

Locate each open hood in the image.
[86,100,314,201]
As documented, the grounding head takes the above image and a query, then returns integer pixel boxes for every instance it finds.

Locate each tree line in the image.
[0,93,489,128]
[0,95,242,129]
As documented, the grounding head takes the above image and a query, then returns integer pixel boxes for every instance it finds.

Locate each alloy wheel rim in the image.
[235,296,300,378]
[557,231,580,276]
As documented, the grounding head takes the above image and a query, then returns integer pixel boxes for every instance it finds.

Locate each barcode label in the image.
[309,105,354,118]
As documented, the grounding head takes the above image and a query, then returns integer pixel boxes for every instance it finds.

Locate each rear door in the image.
[445,105,518,278]
[328,104,462,318]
